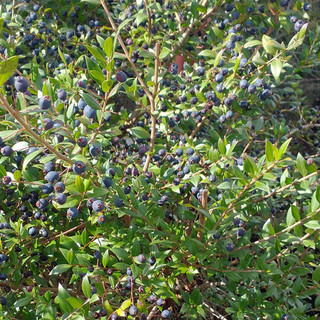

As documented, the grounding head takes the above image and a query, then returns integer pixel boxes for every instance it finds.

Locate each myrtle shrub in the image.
[0,0,319,319]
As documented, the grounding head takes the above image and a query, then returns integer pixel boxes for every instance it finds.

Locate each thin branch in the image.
[284,123,320,139]
[164,2,224,67]
[233,207,320,253]
[203,301,228,320]
[252,171,318,203]
[143,42,161,173]
[189,116,207,140]
[0,93,73,165]
[143,0,152,37]
[197,189,208,241]
[100,0,153,102]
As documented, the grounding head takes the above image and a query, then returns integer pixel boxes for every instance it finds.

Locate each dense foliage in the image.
[0,0,319,319]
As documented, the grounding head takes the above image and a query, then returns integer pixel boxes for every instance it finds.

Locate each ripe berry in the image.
[294,20,305,32]
[67,207,79,219]
[2,176,11,185]
[137,254,146,263]
[1,146,13,156]
[15,76,29,92]
[97,215,106,224]
[41,183,54,194]
[0,297,7,305]
[129,306,138,316]
[111,313,119,320]
[226,243,235,252]
[73,161,86,175]
[39,96,52,110]
[94,250,101,259]
[45,171,59,183]
[115,198,124,208]
[239,79,249,89]
[237,228,245,237]
[84,106,96,119]
[102,177,112,188]
[55,193,67,205]
[148,256,156,265]
[77,137,88,148]
[89,145,101,157]
[161,310,171,319]
[57,89,67,100]
[28,227,39,237]
[92,200,104,212]
[116,71,127,83]
[307,158,314,165]
[77,80,86,89]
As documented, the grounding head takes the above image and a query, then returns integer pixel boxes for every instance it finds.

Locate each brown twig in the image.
[197,189,208,242]
[143,42,161,173]
[100,0,153,103]
[233,208,320,253]
[189,116,208,140]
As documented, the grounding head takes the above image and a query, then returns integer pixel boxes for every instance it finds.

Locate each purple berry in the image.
[15,76,29,93]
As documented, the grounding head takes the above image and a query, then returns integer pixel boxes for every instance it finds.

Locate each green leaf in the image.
[191,1,199,18]
[304,220,320,230]
[311,189,320,212]
[104,300,113,315]
[217,181,231,190]
[244,156,257,175]
[13,170,22,181]
[190,287,202,305]
[104,37,113,58]
[271,59,283,83]
[291,267,310,276]
[312,267,320,282]
[131,238,140,256]
[265,140,274,162]
[75,175,85,193]
[262,35,285,55]
[81,0,100,4]
[67,297,83,309]
[85,45,106,66]
[198,50,215,58]
[102,250,110,268]
[213,27,223,39]
[279,138,291,159]
[82,275,91,298]
[56,197,81,209]
[255,181,269,193]
[0,164,6,178]
[298,23,308,40]
[22,148,44,171]
[90,70,105,82]
[110,247,129,261]
[0,56,19,86]
[244,40,262,48]
[102,79,114,93]
[159,47,171,60]
[296,153,307,176]
[13,295,32,308]
[214,50,224,67]
[129,127,150,139]
[49,264,72,275]
[262,218,275,235]
[120,299,131,311]
[82,93,101,110]
[286,205,300,227]
[218,138,226,155]
[0,130,22,141]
